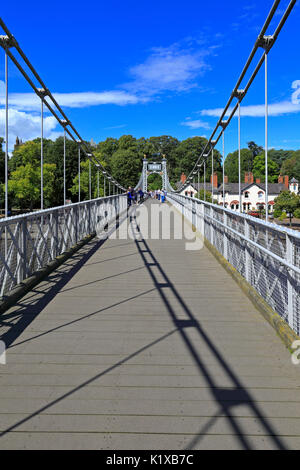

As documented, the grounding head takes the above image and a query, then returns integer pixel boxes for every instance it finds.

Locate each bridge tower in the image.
[135,154,174,193]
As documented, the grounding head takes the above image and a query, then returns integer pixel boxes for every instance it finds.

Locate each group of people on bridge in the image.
[150,189,166,203]
[126,187,167,207]
[126,187,145,207]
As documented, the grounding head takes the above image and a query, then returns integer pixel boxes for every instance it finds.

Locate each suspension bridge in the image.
[0,1,300,450]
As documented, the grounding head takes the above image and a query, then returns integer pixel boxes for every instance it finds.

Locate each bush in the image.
[279,211,287,221]
[294,208,300,219]
[273,209,282,218]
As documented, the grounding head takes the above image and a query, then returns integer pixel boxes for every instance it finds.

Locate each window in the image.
[258,191,263,199]
[244,191,249,199]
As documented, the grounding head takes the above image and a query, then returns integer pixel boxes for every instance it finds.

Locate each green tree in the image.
[224,148,253,182]
[253,153,279,183]
[110,148,142,188]
[0,138,5,211]
[96,137,119,171]
[0,137,5,184]
[172,137,222,186]
[6,163,56,210]
[195,189,212,202]
[268,149,294,169]
[280,151,300,181]
[147,173,162,190]
[46,137,81,206]
[70,159,107,200]
[274,191,300,226]
[247,141,263,171]
[148,135,179,180]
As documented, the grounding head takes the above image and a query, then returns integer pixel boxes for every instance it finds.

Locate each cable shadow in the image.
[57,265,145,294]
[0,210,131,349]
[0,328,178,438]
[8,287,156,349]
[0,202,288,448]
[84,251,138,266]
[129,206,287,450]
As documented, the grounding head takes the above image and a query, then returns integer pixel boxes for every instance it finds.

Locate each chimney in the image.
[180,173,187,184]
[244,172,254,184]
[278,175,284,184]
[256,178,261,184]
[210,172,218,188]
[284,175,289,189]
[224,175,228,184]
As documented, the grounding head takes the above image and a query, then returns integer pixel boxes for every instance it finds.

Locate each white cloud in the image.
[200,100,300,118]
[181,118,210,130]
[0,108,61,152]
[0,81,141,112]
[0,37,216,117]
[125,42,212,96]
[104,124,126,130]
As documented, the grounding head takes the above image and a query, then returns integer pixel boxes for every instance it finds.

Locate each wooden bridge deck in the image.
[0,199,300,450]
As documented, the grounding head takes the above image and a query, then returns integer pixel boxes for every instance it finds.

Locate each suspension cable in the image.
[0,18,126,192]
[177,0,296,192]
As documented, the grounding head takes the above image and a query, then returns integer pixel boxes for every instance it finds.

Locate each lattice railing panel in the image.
[167,193,300,336]
[0,195,126,298]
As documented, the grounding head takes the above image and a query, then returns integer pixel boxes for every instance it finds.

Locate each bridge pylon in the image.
[135,155,174,192]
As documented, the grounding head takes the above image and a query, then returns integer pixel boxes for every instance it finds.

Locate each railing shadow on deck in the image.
[129,209,287,450]
[0,204,288,449]
[0,210,129,349]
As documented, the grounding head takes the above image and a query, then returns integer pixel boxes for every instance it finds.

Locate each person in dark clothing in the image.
[138,187,144,203]
[127,187,133,207]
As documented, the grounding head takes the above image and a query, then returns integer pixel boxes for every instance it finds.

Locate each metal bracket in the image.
[232,89,245,100]
[37,88,49,99]
[0,35,17,50]
[61,119,70,127]
[221,120,228,130]
[257,35,274,52]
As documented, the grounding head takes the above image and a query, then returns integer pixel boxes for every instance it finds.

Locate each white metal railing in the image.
[0,195,127,298]
[167,193,300,336]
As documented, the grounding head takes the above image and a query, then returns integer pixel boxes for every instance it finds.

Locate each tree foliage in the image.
[195,189,212,203]
[253,153,279,183]
[70,159,107,199]
[224,148,253,182]
[6,163,56,210]
[3,134,300,213]
[274,191,300,226]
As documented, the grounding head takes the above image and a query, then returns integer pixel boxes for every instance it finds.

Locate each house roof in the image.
[217,182,286,195]
[290,177,299,183]
[179,182,210,192]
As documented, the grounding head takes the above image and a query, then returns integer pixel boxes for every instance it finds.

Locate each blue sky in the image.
[0,0,300,157]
